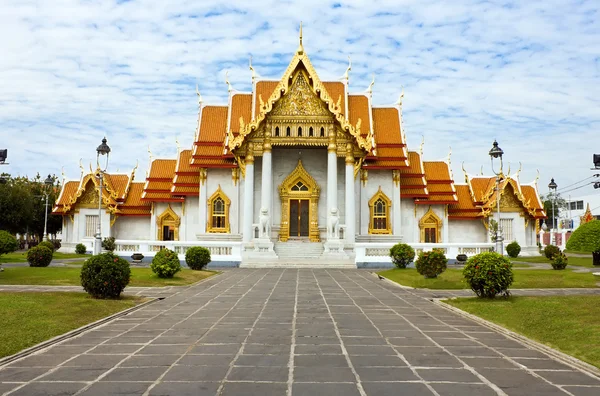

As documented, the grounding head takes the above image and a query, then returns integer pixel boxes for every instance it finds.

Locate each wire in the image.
[557,182,597,195]
[555,174,599,193]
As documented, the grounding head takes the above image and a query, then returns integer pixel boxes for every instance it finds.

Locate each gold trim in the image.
[392,170,400,187]
[199,168,207,186]
[156,204,180,241]
[419,206,442,243]
[207,185,231,233]
[360,168,368,186]
[368,187,392,235]
[278,160,320,242]
[232,168,239,186]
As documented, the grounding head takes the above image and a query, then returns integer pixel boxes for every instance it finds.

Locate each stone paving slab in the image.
[1,269,599,396]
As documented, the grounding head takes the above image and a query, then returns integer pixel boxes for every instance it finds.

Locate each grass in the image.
[0,292,141,358]
[445,296,600,369]
[513,255,596,268]
[0,251,90,264]
[0,267,217,287]
[377,268,599,289]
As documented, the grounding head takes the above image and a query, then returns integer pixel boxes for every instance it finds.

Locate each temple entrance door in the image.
[289,199,310,237]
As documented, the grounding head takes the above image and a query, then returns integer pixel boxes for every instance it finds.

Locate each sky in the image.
[1,0,599,199]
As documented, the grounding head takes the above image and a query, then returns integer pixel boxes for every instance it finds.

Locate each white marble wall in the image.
[359,170,394,236]
[113,217,151,240]
[448,220,487,243]
[205,168,240,235]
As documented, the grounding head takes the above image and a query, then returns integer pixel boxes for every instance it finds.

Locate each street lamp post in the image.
[548,178,558,245]
[94,138,111,255]
[43,174,53,241]
[489,140,504,255]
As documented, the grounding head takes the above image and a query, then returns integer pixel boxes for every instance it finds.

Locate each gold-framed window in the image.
[419,207,442,243]
[368,187,392,234]
[207,185,231,233]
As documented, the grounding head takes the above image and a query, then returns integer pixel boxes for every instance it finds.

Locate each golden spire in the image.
[461,162,469,183]
[297,21,304,54]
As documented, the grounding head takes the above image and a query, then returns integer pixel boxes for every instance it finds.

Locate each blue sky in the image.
[1,0,599,197]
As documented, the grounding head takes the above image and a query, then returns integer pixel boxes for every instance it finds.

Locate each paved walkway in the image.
[1,269,599,396]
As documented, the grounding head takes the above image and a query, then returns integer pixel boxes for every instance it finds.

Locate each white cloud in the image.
[0,0,599,197]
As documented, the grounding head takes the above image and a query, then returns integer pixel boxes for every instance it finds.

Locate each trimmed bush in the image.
[463,252,513,298]
[38,240,55,252]
[185,246,211,270]
[27,246,53,267]
[566,220,600,253]
[551,252,568,270]
[544,244,561,259]
[415,250,447,278]
[506,241,521,258]
[80,253,131,298]
[151,248,181,278]
[389,243,415,269]
[75,243,87,255]
[102,236,116,252]
[0,231,18,256]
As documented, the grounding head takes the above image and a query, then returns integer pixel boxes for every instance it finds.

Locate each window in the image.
[85,215,98,238]
[298,127,302,137]
[275,126,280,137]
[309,127,314,136]
[320,127,325,137]
[286,126,291,137]
[291,181,309,192]
[368,187,391,234]
[419,208,442,243]
[500,218,513,242]
[577,201,584,210]
[569,200,584,210]
[156,205,180,241]
[207,186,231,233]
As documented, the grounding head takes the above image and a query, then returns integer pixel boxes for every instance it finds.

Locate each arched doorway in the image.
[279,160,320,242]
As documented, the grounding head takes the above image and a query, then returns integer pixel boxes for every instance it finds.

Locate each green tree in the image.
[541,193,567,230]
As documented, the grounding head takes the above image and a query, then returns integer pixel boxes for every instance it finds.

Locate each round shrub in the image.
[551,252,568,270]
[463,252,513,298]
[75,243,87,255]
[38,240,55,252]
[544,244,561,259]
[185,246,211,270]
[566,220,600,253]
[415,250,447,278]
[80,253,131,298]
[506,241,521,258]
[27,246,53,267]
[102,236,116,252]
[389,243,415,269]
[151,248,181,278]
[51,239,61,251]
[0,231,18,256]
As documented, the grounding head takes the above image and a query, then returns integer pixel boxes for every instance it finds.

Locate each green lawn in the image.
[0,251,90,263]
[0,267,217,287]
[446,296,600,369]
[513,255,596,268]
[0,292,141,357]
[378,268,599,289]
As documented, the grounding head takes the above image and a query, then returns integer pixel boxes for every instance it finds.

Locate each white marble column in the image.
[327,127,338,228]
[242,151,254,243]
[198,169,207,233]
[345,146,355,244]
[260,129,273,241]
[392,170,401,236]
[443,205,449,243]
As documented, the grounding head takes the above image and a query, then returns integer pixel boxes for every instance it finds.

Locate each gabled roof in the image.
[142,159,183,202]
[398,151,428,198]
[172,149,200,196]
[416,161,457,205]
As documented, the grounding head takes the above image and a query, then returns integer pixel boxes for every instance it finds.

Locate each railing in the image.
[113,240,242,262]
[356,242,495,263]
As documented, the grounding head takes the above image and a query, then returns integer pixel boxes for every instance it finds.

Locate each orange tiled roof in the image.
[147,159,176,180]
[119,183,151,216]
[364,107,409,168]
[323,82,345,117]
[52,181,80,213]
[255,81,279,116]
[416,161,457,204]
[230,94,252,134]
[192,106,230,168]
[470,177,496,203]
[172,150,200,196]
[448,185,483,219]
[397,152,427,197]
[142,159,183,202]
[348,95,370,137]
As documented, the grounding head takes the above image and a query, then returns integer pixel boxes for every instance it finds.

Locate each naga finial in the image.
[176,138,180,153]
[225,71,233,93]
[249,55,256,83]
[461,162,469,183]
[535,169,540,185]
[419,135,425,156]
[61,166,66,181]
[343,56,351,82]
[480,165,484,175]
[196,84,203,105]
[447,146,452,164]
[147,145,153,161]
[396,85,404,108]
[367,74,375,97]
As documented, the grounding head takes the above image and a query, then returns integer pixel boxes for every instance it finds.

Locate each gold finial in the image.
[367,74,375,97]
[419,135,425,156]
[132,160,138,179]
[61,166,66,181]
[461,162,469,183]
[516,162,522,180]
[79,159,84,177]
[196,84,203,105]
[507,162,511,176]
[147,145,153,161]
[343,56,351,81]
[480,165,484,175]
[249,55,256,83]
[176,138,180,153]
[396,86,404,107]
[297,21,304,54]
[447,146,452,164]
[535,169,540,185]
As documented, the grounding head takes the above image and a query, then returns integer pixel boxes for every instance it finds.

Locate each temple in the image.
[53,31,546,267]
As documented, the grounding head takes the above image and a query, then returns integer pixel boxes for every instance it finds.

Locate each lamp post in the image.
[548,178,557,245]
[94,138,111,255]
[43,174,53,241]
[489,140,504,255]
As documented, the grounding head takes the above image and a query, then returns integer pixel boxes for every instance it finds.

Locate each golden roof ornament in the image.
[343,56,351,82]
[195,84,203,106]
[249,55,256,83]
[225,71,233,93]
[419,135,425,156]
[176,138,180,153]
[581,203,594,224]
[147,145,153,161]
[367,74,375,98]
[297,21,304,54]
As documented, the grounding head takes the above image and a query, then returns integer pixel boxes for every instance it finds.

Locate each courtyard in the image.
[1,269,599,396]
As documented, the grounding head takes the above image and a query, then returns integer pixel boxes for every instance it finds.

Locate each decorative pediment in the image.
[279,160,320,195]
[270,72,331,118]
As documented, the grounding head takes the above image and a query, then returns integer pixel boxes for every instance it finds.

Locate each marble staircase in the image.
[241,239,356,268]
